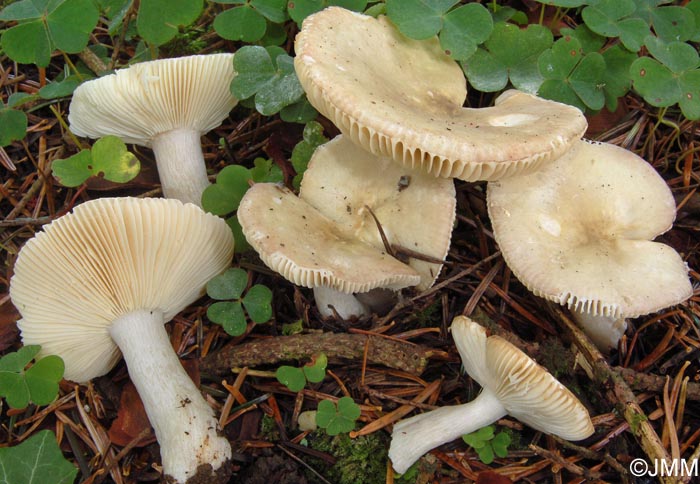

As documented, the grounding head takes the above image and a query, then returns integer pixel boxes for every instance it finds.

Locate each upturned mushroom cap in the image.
[300,135,455,290]
[11,197,234,382]
[238,183,420,293]
[294,7,587,181]
[68,54,237,147]
[452,316,594,440]
[487,139,692,319]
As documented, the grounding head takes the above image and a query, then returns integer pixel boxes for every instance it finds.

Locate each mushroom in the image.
[487,139,693,349]
[68,54,238,206]
[294,7,587,181]
[10,197,235,484]
[389,316,594,474]
[299,135,456,315]
[237,182,421,318]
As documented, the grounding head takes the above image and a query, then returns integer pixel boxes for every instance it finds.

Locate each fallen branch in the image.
[201,332,436,376]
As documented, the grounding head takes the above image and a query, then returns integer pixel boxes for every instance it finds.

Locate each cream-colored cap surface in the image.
[452,316,594,440]
[11,197,234,382]
[238,183,420,293]
[300,136,455,290]
[294,7,587,181]
[69,54,238,146]
[488,139,691,318]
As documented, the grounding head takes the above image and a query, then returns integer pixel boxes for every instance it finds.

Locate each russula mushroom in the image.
[299,135,456,315]
[294,7,587,181]
[487,139,693,349]
[389,316,594,474]
[10,197,234,484]
[68,54,238,206]
[237,182,421,318]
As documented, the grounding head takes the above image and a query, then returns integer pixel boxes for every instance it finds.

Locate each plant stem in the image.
[389,388,506,474]
[109,309,232,483]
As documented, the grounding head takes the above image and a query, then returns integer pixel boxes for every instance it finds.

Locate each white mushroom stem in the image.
[389,388,506,474]
[109,309,231,483]
[313,286,370,319]
[571,310,627,353]
[151,127,210,206]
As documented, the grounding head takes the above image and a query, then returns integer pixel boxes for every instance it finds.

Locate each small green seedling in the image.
[52,136,140,187]
[315,396,361,436]
[0,345,64,409]
[202,159,281,251]
[290,120,328,188]
[0,0,99,67]
[288,0,367,26]
[630,36,700,119]
[213,0,287,43]
[230,45,306,116]
[462,425,511,465]
[276,353,327,392]
[206,268,273,336]
[136,0,203,46]
[386,0,493,61]
[461,21,553,93]
[0,103,28,147]
[0,430,77,484]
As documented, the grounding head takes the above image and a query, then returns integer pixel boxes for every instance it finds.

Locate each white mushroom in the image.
[10,197,234,484]
[299,135,456,316]
[294,7,587,181]
[487,139,693,349]
[389,316,594,474]
[237,183,421,318]
[69,54,238,206]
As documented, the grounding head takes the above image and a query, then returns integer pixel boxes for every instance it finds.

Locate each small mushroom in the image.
[294,7,587,181]
[389,316,594,474]
[68,54,237,206]
[299,135,456,315]
[237,183,421,318]
[10,197,234,484]
[487,139,692,349]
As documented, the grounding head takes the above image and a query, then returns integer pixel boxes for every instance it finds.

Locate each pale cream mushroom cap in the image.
[452,316,594,440]
[11,197,234,382]
[299,135,455,290]
[68,54,237,147]
[487,139,692,319]
[238,183,420,293]
[294,7,587,181]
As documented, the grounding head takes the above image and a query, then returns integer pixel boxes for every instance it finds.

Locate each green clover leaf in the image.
[462,425,511,465]
[206,268,273,335]
[213,0,287,42]
[137,0,203,46]
[52,136,140,187]
[280,98,318,124]
[0,0,99,67]
[0,105,28,147]
[231,46,305,116]
[302,353,327,383]
[385,0,459,40]
[276,365,306,392]
[202,165,252,216]
[581,0,650,51]
[601,43,637,111]
[249,158,284,183]
[291,120,327,187]
[630,1,696,43]
[461,22,552,93]
[288,0,367,27]
[316,396,360,435]
[0,430,77,484]
[492,432,511,458]
[0,346,64,409]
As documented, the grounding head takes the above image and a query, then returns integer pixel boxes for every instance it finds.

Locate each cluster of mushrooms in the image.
[8,5,694,482]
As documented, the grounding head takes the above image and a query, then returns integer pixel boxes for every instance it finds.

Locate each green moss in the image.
[260,414,280,441]
[306,430,389,484]
[629,411,648,434]
[160,25,208,57]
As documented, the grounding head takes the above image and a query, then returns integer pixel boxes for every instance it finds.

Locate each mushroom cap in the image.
[238,183,420,293]
[452,316,594,441]
[299,135,455,290]
[10,197,234,382]
[68,54,238,147]
[487,139,692,318]
[294,7,587,181]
